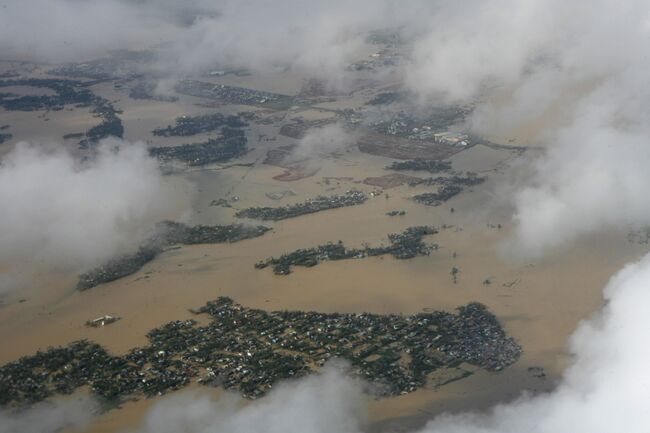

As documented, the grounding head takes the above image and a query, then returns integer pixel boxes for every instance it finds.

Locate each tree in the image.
[451,266,460,284]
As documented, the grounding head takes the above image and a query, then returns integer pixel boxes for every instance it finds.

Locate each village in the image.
[149,127,248,166]
[0,38,529,428]
[387,159,452,173]
[153,113,247,137]
[235,191,368,221]
[366,109,470,143]
[0,78,124,147]
[411,175,486,206]
[78,98,124,148]
[0,296,522,406]
[175,80,299,110]
[255,226,438,275]
[0,78,95,111]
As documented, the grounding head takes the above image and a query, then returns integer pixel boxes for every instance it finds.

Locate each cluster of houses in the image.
[0,297,521,406]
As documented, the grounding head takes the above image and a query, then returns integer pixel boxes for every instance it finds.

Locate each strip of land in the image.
[255,226,438,275]
[235,191,367,221]
[77,222,271,290]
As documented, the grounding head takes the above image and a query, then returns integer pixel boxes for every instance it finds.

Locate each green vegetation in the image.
[451,266,460,284]
[77,222,270,290]
[0,297,522,406]
[256,226,438,275]
[413,185,463,206]
[153,113,247,137]
[79,99,123,147]
[387,159,452,173]
[410,174,486,187]
[368,109,469,139]
[411,174,486,206]
[0,78,94,111]
[149,127,247,166]
[0,78,124,147]
[175,80,298,110]
[236,191,367,221]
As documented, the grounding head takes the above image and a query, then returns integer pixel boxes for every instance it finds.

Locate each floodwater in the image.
[2,143,644,431]
[0,65,646,432]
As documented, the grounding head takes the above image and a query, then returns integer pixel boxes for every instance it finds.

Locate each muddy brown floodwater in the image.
[0,68,646,433]
[2,158,645,432]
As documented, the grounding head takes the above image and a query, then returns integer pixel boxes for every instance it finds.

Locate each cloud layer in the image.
[2,1,650,430]
[417,252,650,432]
[136,363,366,433]
[404,0,650,256]
[0,397,96,433]
[0,139,190,282]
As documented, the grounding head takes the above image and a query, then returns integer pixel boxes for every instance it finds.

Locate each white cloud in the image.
[3,1,650,430]
[0,397,96,433]
[0,139,190,282]
[291,124,355,161]
[136,362,366,433]
[0,0,177,61]
[417,252,650,433]
[403,0,650,256]
[132,252,650,433]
